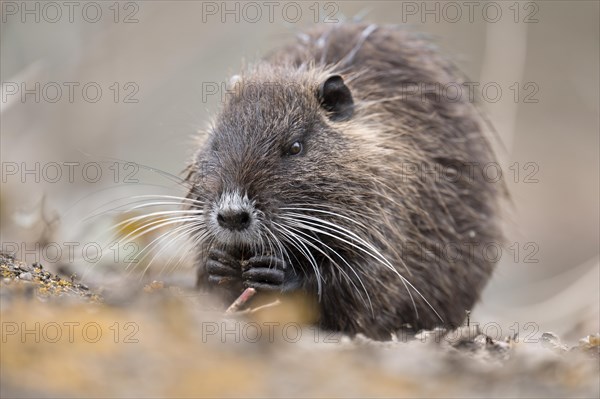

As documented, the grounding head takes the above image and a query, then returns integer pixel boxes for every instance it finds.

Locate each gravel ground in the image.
[1,252,598,398]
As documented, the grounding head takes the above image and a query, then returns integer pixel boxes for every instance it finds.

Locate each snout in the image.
[210,190,258,244]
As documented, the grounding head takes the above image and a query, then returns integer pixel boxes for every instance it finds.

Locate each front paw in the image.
[241,255,298,292]
[206,248,242,286]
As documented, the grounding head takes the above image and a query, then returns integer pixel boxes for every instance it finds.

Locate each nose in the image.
[217,209,251,231]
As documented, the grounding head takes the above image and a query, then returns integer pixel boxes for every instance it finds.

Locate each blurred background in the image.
[1,1,598,343]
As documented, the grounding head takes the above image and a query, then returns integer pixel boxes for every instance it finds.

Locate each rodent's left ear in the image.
[318,75,354,122]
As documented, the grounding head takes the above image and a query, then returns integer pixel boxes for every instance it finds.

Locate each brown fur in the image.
[185,23,504,340]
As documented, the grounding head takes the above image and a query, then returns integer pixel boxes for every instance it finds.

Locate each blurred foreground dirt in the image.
[1,253,598,398]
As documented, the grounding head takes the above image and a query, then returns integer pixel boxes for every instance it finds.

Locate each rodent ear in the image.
[318,75,354,121]
[228,75,241,89]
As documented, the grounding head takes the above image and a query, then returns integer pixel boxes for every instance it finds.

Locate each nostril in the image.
[217,209,251,231]
[239,211,250,226]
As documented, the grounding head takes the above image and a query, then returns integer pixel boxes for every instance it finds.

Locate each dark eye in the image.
[287,141,303,156]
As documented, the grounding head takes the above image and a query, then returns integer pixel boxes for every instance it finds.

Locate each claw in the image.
[205,248,242,287]
[206,258,239,277]
[241,254,291,291]
[209,248,239,266]
[243,255,286,271]
[242,267,285,285]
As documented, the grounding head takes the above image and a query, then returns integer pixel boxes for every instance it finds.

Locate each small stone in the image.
[17,263,34,272]
[18,272,33,281]
[143,280,165,293]
[577,333,600,351]
[540,331,568,351]
[473,334,488,347]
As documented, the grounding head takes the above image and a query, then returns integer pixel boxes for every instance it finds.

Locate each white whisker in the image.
[280,213,442,322]
[272,221,324,299]
[281,221,373,314]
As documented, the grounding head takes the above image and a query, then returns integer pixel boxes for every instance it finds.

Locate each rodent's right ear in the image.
[228,75,241,89]
[318,75,354,122]
[226,75,242,97]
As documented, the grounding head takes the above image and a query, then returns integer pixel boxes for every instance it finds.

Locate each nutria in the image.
[184,23,504,340]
